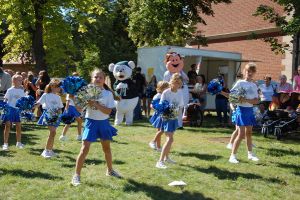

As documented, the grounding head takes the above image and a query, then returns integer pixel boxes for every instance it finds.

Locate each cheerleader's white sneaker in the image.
[16,142,25,149]
[71,174,81,186]
[248,153,259,162]
[2,143,9,151]
[164,157,176,164]
[149,141,157,150]
[106,169,122,178]
[226,143,233,150]
[41,150,52,158]
[76,135,82,141]
[156,161,167,169]
[59,135,67,141]
[229,155,239,164]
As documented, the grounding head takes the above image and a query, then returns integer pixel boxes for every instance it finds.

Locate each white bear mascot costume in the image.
[109,61,139,125]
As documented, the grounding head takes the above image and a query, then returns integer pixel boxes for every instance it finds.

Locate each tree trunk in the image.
[32,0,47,72]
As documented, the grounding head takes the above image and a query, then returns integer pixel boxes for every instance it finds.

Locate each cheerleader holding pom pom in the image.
[2,75,26,151]
[149,81,169,151]
[221,63,259,163]
[34,79,64,158]
[71,69,120,187]
[155,73,184,169]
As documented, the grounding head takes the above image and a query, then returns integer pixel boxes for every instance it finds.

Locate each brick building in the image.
[193,0,294,82]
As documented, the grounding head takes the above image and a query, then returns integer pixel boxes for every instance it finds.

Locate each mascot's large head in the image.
[165,52,184,73]
[108,61,135,81]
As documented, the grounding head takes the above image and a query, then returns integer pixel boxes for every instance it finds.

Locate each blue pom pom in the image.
[60,112,76,124]
[61,76,87,95]
[151,99,160,110]
[207,79,223,95]
[16,96,35,111]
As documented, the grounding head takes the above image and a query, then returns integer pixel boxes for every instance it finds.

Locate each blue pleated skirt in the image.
[1,107,21,123]
[149,112,163,129]
[37,110,61,127]
[231,110,236,124]
[161,119,179,133]
[67,105,81,118]
[235,106,256,126]
[82,118,117,142]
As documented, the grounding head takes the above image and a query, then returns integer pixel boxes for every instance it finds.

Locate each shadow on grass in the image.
[0,168,63,180]
[259,147,300,157]
[123,179,212,200]
[186,165,286,185]
[112,140,129,145]
[0,131,39,146]
[276,163,300,176]
[0,151,14,158]
[29,148,74,156]
[177,152,222,161]
[61,156,125,168]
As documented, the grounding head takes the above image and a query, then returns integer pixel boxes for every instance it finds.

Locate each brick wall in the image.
[197,36,285,81]
[199,0,285,36]
[194,0,287,81]
[3,64,35,73]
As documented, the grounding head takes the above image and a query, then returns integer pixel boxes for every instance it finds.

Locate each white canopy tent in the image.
[137,46,242,110]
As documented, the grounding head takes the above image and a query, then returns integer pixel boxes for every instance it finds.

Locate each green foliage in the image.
[0,0,106,73]
[253,0,300,53]
[127,0,231,47]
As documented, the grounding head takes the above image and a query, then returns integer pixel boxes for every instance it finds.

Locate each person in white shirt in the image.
[149,81,169,152]
[258,75,275,109]
[0,67,12,94]
[2,75,26,151]
[156,73,184,169]
[221,63,260,164]
[34,79,64,158]
[71,69,121,187]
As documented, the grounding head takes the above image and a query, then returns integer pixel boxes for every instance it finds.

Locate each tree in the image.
[0,0,105,73]
[253,0,300,68]
[126,0,231,47]
[71,0,137,80]
[0,20,10,67]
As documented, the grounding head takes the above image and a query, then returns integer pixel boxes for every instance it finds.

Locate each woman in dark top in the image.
[24,73,37,100]
[35,70,51,117]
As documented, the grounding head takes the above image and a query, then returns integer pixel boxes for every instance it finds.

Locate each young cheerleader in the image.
[59,94,83,141]
[222,63,259,164]
[34,79,64,158]
[149,81,169,151]
[2,75,26,151]
[71,69,120,186]
[156,73,184,169]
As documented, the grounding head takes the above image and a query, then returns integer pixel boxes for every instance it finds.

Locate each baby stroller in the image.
[261,110,289,138]
[183,103,203,127]
[273,114,298,140]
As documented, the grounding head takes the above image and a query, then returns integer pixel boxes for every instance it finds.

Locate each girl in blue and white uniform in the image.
[71,69,120,186]
[222,63,259,164]
[34,79,64,158]
[156,73,184,169]
[149,81,169,151]
[2,75,26,151]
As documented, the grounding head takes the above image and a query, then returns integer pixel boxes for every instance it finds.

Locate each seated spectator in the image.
[259,75,275,109]
[278,75,292,92]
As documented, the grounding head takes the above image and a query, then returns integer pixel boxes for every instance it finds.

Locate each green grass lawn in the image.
[0,117,299,200]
